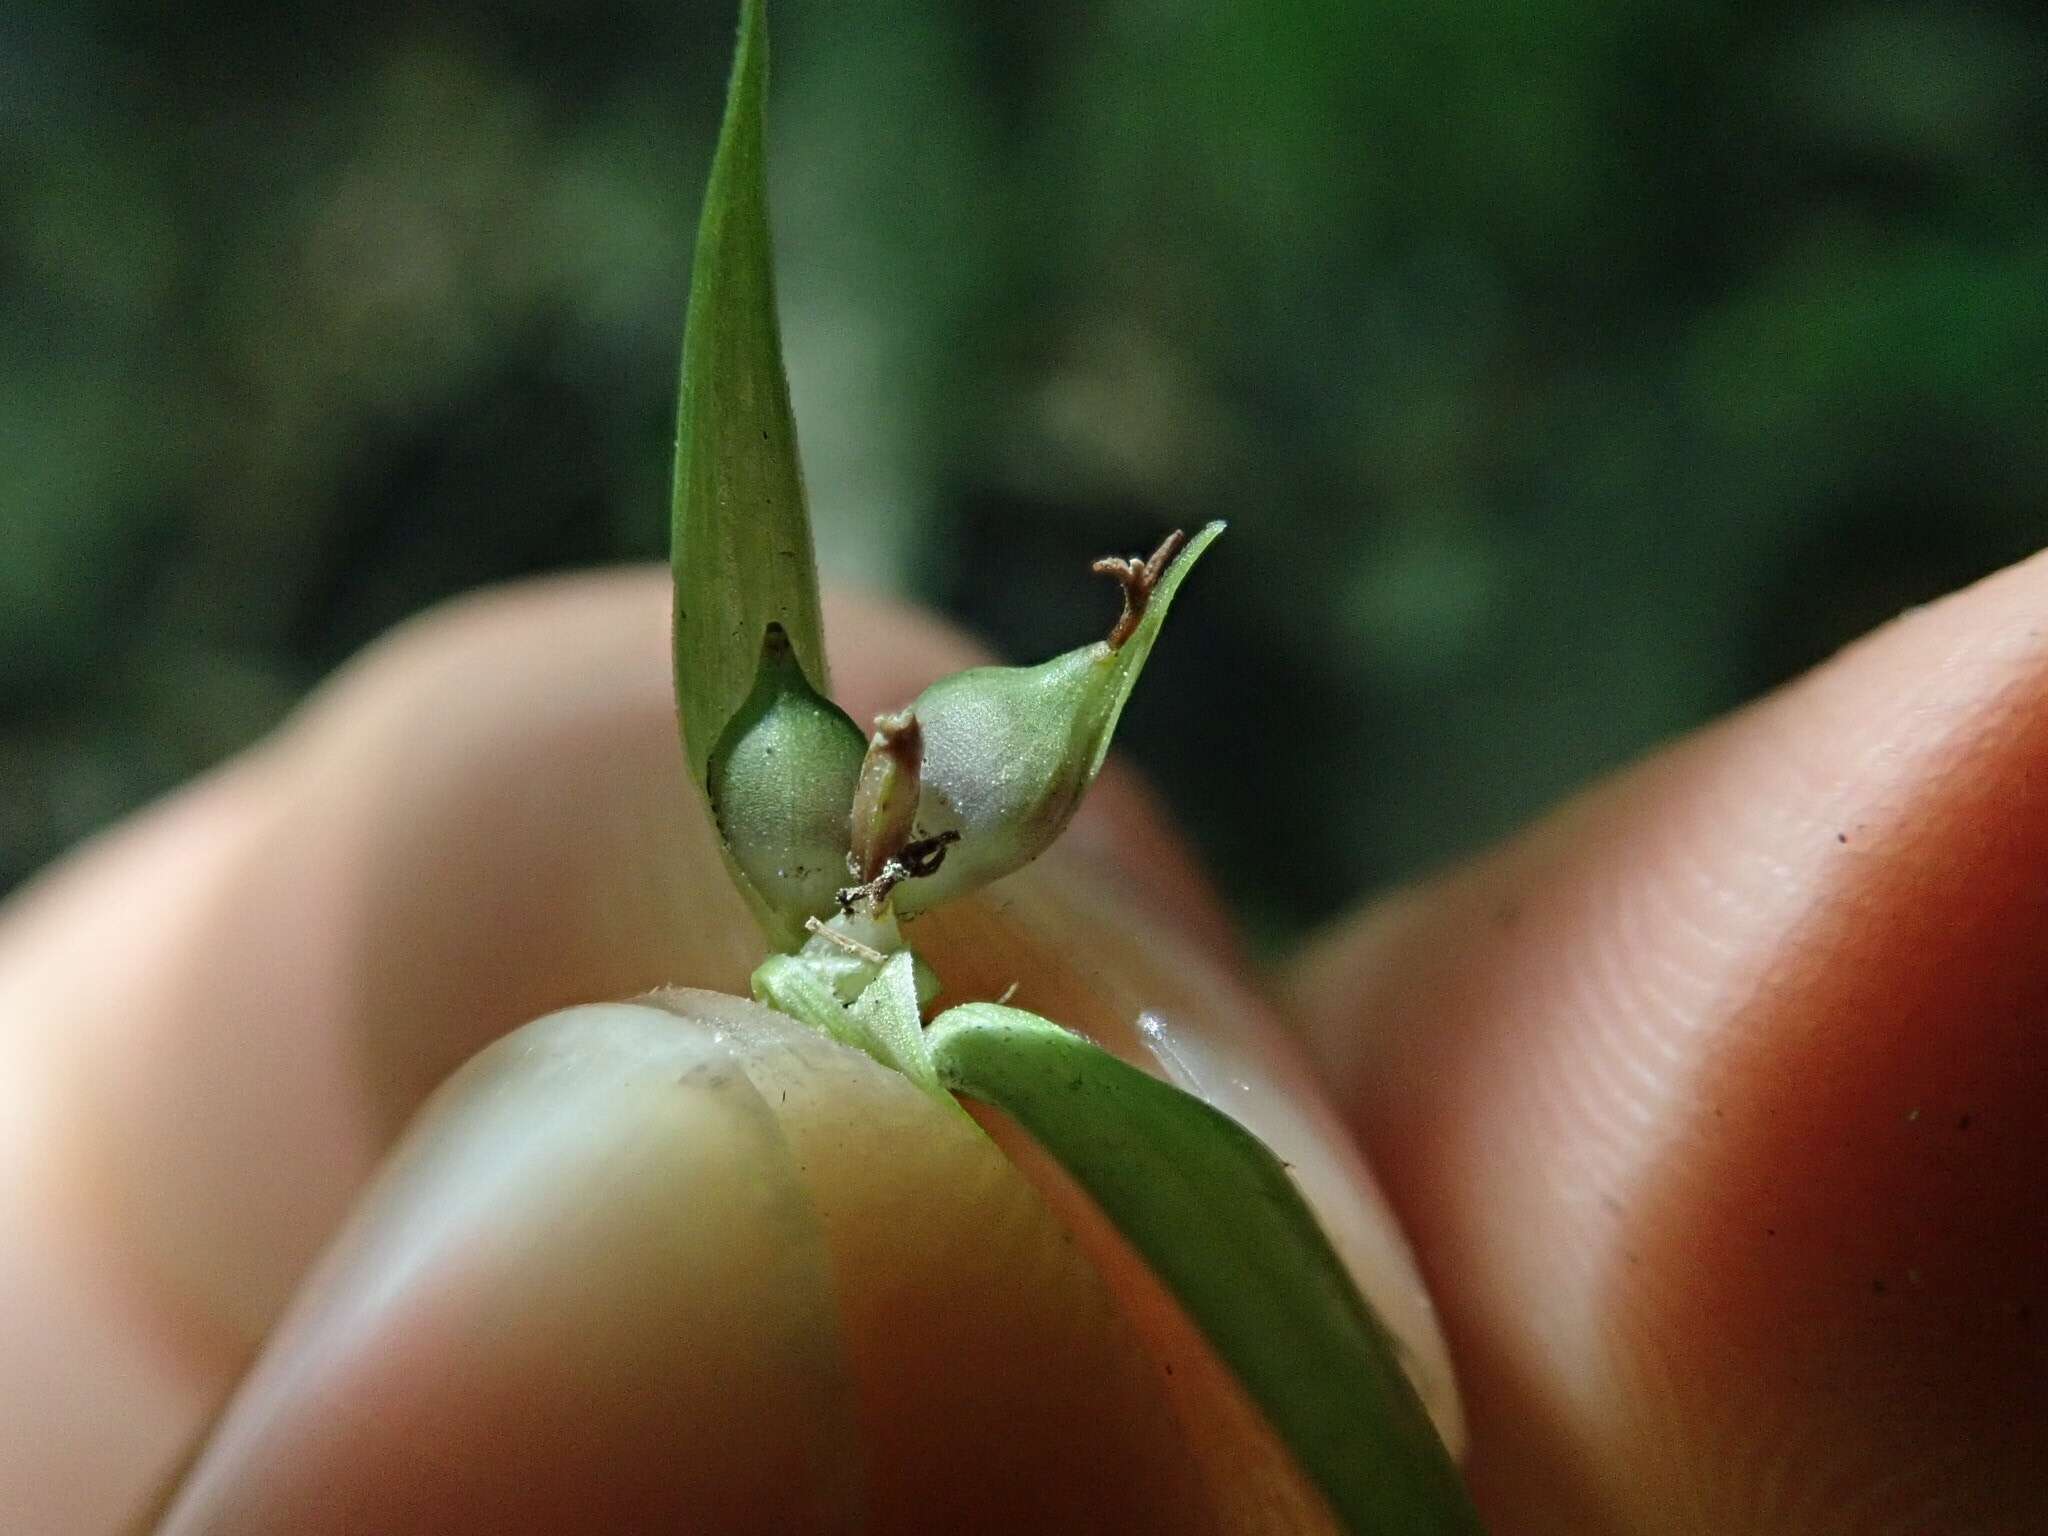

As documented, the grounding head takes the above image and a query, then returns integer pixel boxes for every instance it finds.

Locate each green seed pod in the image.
[707,623,867,942]
[889,522,1222,919]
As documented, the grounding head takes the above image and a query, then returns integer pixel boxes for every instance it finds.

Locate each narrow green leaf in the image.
[926,1004,1486,1536]
[673,0,829,795]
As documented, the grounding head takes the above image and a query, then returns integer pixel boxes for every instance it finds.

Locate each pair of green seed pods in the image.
[705,523,1223,948]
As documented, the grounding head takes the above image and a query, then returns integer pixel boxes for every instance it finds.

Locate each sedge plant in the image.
[665,5,1484,1533]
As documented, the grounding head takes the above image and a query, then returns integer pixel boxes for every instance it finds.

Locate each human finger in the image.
[1290,550,2048,1532]
[3,569,1447,1532]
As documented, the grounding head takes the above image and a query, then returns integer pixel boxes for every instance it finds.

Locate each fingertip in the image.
[1287,548,2048,1530]
[152,1001,870,1536]
[8,568,1267,1532]
[154,997,1224,1536]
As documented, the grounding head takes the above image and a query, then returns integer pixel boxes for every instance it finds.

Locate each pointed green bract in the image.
[752,949,945,1098]
[673,0,828,797]
[892,522,1223,917]
[789,909,944,1007]
[751,952,866,1052]
[845,951,939,1092]
[1074,519,1225,785]
[925,1004,1486,1536]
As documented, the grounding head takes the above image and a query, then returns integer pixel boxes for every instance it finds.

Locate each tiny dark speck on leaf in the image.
[1766,1226,1777,1237]
[1958,1113,1973,1130]
[1836,832,1848,845]
[1872,1279,1888,1295]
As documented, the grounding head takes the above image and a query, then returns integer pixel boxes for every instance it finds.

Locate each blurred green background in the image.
[5,0,2045,946]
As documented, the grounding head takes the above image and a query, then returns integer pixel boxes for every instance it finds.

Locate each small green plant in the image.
[672,6,1483,1531]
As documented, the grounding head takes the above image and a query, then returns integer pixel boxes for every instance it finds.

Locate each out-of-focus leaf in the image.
[926,1003,1486,1536]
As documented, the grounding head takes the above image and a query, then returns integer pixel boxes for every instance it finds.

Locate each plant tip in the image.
[1093,528,1189,650]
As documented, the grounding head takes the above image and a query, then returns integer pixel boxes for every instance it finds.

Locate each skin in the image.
[1,558,2043,1532]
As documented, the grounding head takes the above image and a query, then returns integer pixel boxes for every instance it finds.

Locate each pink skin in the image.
[1294,548,2048,1531]
[4,556,2046,1533]
[0,576,1303,1536]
